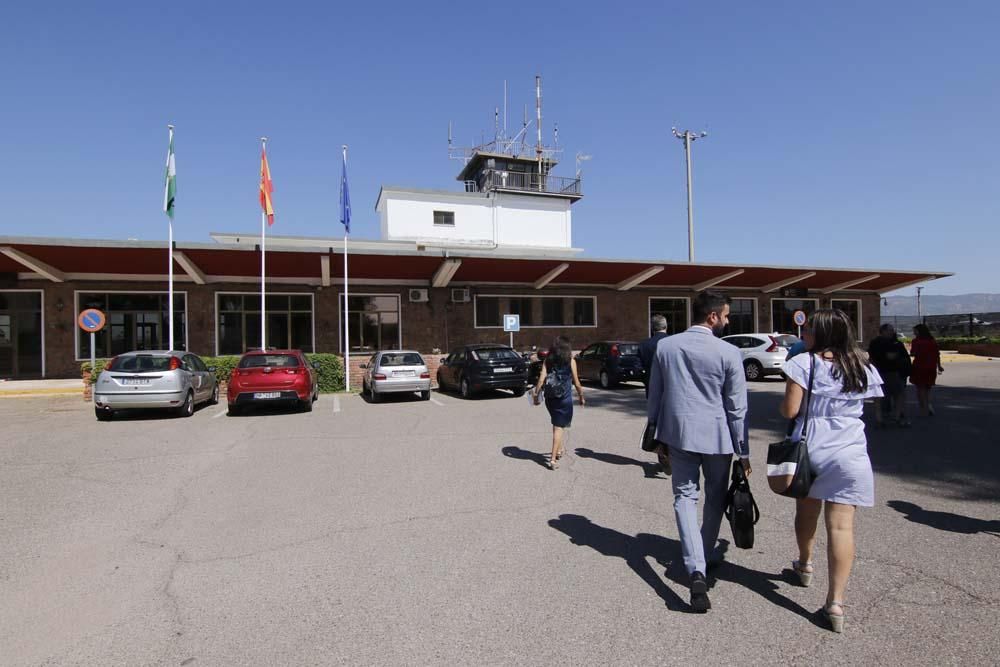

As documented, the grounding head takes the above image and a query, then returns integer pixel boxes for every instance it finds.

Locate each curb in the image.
[0,389,83,398]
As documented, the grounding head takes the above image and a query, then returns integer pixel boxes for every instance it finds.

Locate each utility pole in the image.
[916,286,924,322]
[672,128,707,262]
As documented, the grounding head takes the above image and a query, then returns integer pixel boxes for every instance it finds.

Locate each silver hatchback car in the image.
[361,350,431,402]
[722,333,799,381]
[94,350,219,421]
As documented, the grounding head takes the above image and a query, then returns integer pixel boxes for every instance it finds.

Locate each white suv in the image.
[723,333,799,381]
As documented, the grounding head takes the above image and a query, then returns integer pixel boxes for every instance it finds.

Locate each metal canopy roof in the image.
[0,235,949,294]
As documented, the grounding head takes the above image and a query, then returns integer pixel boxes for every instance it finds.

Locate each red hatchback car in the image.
[227,349,319,415]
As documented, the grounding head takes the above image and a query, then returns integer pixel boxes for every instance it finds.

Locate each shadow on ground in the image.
[548,514,824,625]
[888,500,1000,536]
[574,447,665,479]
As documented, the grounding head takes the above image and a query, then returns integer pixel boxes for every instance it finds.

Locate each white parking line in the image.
[333,395,341,413]
[429,396,444,406]
[211,408,228,419]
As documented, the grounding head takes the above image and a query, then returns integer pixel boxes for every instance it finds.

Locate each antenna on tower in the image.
[503,80,508,138]
[554,123,559,147]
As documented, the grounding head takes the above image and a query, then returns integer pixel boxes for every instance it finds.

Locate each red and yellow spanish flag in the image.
[259,148,275,225]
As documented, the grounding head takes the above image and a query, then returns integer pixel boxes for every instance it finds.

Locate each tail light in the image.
[285,368,301,374]
[420,372,430,379]
[610,344,621,359]
[105,356,118,371]
[237,369,251,376]
[168,356,182,370]
[766,336,780,353]
[373,373,387,380]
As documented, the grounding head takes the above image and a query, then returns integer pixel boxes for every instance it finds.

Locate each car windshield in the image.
[108,355,172,372]
[239,354,300,368]
[617,344,640,356]
[471,348,518,361]
[380,353,424,367]
[773,335,799,348]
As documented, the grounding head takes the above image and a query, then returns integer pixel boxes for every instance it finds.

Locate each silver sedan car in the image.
[94,350,219,420]
[361,350,431,402]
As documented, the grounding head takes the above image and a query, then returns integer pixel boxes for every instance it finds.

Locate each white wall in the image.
[378,189,573,249]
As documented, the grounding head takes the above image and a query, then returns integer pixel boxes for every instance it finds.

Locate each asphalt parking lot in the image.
[2,362,999,665]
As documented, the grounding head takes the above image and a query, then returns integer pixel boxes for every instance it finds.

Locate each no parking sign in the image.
[78,309,106,404]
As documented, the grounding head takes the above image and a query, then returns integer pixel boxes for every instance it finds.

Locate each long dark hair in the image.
[546,336,573,368]
[809,309,869,393]
[913,323,934,340]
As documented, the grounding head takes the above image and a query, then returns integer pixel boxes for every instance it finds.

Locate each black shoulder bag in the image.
[766,353,817,498]
[724,458,760,549]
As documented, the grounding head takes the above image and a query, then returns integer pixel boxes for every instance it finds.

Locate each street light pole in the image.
[672,128,707,262]
[916,286,923,322]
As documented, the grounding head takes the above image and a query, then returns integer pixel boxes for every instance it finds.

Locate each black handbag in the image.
[724,459,760,549]
[640,421,659,452]
[766,353,817,498]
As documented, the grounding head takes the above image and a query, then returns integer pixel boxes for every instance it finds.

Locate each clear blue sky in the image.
[2,1,997,295]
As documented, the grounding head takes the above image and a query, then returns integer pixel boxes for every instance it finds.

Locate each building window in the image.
[509,297,535,326]
[771,298,818,335]
[572,298,595,326]
[217,293,314,355]
[475,295,596,327]
[476,297,501,327]
[725,298,757,335]
[433,210,455,226]
[649,298,689,335]
[78,292,186,359]
[339,294,400,353]
[832,299,863,340]
[541,298,564,326]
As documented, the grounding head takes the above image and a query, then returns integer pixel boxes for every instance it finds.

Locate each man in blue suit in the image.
[647,290,750,613]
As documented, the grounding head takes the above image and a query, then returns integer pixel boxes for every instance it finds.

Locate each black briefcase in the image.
[724,460,760,549]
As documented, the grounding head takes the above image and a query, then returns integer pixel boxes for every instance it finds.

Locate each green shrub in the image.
[307,353,345,393]
[934,337,1000,346]
[81,353,345,393]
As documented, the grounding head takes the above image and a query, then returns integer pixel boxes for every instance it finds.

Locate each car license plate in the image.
[495,367,513,373]
[121,378,150,386]
[254,392,281,399]
[393,370,415,377]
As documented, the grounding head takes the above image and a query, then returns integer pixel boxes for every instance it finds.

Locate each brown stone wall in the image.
[8,280,883,380]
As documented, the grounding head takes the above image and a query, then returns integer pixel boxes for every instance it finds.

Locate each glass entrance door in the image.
[0,292,43,379]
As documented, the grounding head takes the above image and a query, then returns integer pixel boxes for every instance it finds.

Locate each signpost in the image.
[503,314,520,349]
[793,309,808,338]
[78,308,106,403]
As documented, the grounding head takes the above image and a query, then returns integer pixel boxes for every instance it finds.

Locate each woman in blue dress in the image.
[780,309,883,633]
[532,336,586,470]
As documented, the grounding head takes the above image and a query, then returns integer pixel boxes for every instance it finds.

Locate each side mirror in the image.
[359,363,367,369]
[440,357,448,364]
[312,362,321,370]
[207,366,217,373]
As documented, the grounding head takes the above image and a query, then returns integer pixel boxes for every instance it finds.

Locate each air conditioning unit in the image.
[451,288,470,303]
[408,288,429,303]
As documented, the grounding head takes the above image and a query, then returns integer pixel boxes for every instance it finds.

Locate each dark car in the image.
[576,341,645,388]
[227,349,319,415]
[436,344,528,399]
[526,349,550,386]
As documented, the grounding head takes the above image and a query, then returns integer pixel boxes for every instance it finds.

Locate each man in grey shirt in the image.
[647,290,750,613]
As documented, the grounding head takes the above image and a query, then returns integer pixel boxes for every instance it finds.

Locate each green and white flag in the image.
[164,127,176,219]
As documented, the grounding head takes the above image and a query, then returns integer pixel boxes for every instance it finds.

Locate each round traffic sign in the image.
[793,310,808,327]
[78,308,107,333]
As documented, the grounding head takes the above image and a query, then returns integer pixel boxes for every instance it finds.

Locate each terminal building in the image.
[0,90,948,380]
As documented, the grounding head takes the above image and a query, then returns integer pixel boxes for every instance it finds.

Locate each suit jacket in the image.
[639,331,669,374]
[646,325,749,457]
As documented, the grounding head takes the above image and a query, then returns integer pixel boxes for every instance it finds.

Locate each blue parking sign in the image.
[503,314,520,333]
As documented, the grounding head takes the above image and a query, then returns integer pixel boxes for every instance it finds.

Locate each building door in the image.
[0,292,43,379]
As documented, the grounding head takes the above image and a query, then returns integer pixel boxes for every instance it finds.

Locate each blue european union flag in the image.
[339,150,351,234]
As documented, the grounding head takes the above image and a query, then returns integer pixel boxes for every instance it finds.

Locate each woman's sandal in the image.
[792,560,814,587]
[823,601,845,633]
[548,456,559,470]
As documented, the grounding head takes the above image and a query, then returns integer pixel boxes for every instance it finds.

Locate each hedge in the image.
[933,336,1000,347]
[82,352,345,393]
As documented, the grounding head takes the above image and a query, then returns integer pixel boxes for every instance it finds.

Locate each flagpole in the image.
[342,145,350,392]
[261,136,268,351]
[166,125,175,353]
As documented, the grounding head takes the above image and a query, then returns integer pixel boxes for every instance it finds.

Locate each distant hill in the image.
[883,293,1000,316]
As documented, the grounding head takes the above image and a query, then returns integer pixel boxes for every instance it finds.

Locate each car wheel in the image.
[95,407,113,422]
[460,377,473,399]
[599,370,614,389]
[300,397,313,413]
[209,384,220,405]
[227,404,241,417]
[436,371,446,392]
[744,360,763,381]
[370,386,381,403]
[512,387,526,398]
[421,390,431,401]
[177,391,195,418]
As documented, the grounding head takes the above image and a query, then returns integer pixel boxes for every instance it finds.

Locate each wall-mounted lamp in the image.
[882,297,889,306]
[55,298,65,312]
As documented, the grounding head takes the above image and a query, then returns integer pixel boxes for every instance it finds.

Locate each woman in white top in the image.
[780,309,883,633]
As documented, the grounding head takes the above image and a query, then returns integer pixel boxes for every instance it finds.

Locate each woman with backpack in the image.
[532,336,585,470]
